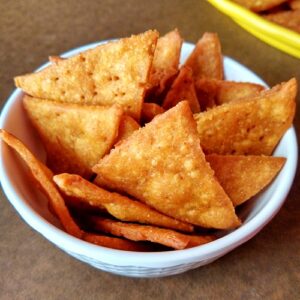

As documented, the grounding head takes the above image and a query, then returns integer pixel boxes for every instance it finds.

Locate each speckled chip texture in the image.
[194,78,297,155]
[93,101,240,229]
[15,30,159,120]
[23,96,123,178]
[206,154,286,206]
[162,66,200,113]
[184,32,224,81]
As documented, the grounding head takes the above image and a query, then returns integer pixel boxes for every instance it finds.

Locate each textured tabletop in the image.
[0,1,299,299]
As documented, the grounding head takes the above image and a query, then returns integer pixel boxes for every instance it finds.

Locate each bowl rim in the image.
[0,41,298,267]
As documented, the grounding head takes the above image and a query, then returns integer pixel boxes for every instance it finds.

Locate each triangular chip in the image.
[141,102,165,123]
[194,78,297,155]
[147,29,183,98]
[206,154,286,206]
[23,96,123,178]
[114,115,140,144]
[53,173,194,232]
[93,101,240,229]
[162,66,200,113]
[195,79,266,110]
[0,130,82,238]
[15,30,159,120]
[184,32,224,81]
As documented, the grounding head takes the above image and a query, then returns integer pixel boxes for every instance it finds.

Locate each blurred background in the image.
[1,0,299,101]
[0,1,299,299]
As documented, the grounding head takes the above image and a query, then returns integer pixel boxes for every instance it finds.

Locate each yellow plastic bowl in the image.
[208,0,300,59]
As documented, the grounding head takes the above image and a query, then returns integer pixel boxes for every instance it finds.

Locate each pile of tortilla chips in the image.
[1,29,296,251]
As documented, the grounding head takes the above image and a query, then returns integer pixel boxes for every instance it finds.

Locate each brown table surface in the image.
[1,1,300,299]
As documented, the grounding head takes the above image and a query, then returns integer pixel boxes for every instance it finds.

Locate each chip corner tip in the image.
[290,77,298,88]
[14,75,21,86]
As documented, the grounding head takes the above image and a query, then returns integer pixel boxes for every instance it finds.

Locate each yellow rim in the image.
[207,0,300,57]
[234,18,300,59]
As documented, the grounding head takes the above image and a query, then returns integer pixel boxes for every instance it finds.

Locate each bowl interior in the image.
[0,42,297,267]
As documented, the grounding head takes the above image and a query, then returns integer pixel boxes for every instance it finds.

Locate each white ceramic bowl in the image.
[0,42,297,278]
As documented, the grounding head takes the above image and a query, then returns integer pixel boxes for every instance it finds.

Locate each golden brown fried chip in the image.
[162,66,200,113]
[93,101,240,229]
[232,0,287,12]
[53,173,194,232]
[83,232,151,251]
[194,78,297,155]
[141,103,165,123]
[23,96,123,178]
[15,30,159,120]
[289,0,300,10]
[0,129,82,238]
[148,29,183,97]
[206,154,286,206]
[195,79,266,109]
[264,10,300,33]
[184,32,224,81]
[115,115,140,144]
[87,217,190,250]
